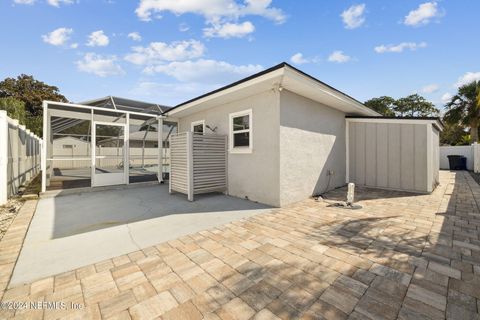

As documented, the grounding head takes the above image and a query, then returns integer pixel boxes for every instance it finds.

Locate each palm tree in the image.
[444,81,480,142]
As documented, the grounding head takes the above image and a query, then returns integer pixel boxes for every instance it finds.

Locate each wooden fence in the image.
[0,111,42,205]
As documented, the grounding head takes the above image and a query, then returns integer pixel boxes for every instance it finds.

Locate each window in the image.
[229,109,252,153]
[62,144,74,149]
[191,120,205,134]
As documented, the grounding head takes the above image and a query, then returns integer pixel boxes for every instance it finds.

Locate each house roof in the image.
[346,116,444,131]
[164,62,381,118]
[79,96,171,115]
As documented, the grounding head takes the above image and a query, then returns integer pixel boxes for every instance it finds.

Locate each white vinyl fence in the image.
[0,111,42,205]
[439,143,480,172]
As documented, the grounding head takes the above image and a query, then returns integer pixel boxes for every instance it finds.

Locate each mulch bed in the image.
[0,198,25,241]
[0,174,41,241]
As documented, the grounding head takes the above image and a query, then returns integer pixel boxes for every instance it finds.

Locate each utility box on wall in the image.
[170,132,227,201]
[346,117,442,193]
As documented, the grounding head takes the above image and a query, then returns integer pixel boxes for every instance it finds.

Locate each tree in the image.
[364,96,396,116]
[393,94,439,117]
[0,74,68,135]
[365,94,438,117]
[0,74,67,116]
[444,81,480,142]
[440,122,470,146]
[0,97,27,124]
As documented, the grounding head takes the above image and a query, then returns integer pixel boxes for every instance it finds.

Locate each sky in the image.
[0,0,478,109]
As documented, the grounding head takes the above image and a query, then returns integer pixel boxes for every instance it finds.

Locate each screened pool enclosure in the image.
[41,97,177,192]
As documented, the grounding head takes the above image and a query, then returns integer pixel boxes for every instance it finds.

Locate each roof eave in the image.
[165,62,381,118]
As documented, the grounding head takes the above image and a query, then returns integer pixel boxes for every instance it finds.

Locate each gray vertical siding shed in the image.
[347,118,441,193]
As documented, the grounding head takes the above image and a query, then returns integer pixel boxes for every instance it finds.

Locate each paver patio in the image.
[1,170,480,319]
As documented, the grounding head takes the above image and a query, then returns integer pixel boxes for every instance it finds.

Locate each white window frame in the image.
[229,109,252,154]
[191,120,205,134]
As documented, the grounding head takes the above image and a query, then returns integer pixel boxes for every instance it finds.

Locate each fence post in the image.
[472,142,480,173]
[41,102,47,193]
[25,129,31,181]
[0,111,8,205]
[18,125,26,187]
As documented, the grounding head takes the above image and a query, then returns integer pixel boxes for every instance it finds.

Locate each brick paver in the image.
[0,200,37,300]
[2,171,480,319]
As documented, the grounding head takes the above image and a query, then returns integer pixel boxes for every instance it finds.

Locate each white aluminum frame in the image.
[41,101,165,192]
[91,121,128,187]
[229,109,253,154]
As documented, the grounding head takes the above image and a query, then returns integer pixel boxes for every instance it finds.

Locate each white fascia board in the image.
[346,117,443,130]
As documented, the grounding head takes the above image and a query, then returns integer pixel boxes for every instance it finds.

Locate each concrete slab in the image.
[10,184,271,286]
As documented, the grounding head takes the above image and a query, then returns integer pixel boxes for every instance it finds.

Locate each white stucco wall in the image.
[278,90,347,206]
[176,90,281,206]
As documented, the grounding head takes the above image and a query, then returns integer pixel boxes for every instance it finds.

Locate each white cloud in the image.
[328,50,351,63]
[13,0,36,4]
[42,27,73,46]
[179,23,190,32]
[404,2,443,26]
[290,53,308,65]
[421,84,439,94]
[374,42,427,53]
[15,0,75,5]
[455,72,480,88]
[341,4,366,29]
[135,0,286,24]
[76,53,125,77]
[47,0,74,7]
[135,0,284,39]
[86,30,110,47]
[70,42,78,49]
[144,59,263,84]
[441,92,453,104]
[204,21,255,38]
[15,0,76,5]
[127,32,142,41]
[125,40,205,65]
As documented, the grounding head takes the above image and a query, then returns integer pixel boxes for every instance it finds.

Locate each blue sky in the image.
[0,0,478,109]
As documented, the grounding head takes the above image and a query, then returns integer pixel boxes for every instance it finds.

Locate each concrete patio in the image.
[2,170,480,319]
[10,184,271,286]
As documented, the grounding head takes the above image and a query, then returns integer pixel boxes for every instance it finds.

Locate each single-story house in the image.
[42,62,442,207]
[163,62,442,206]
